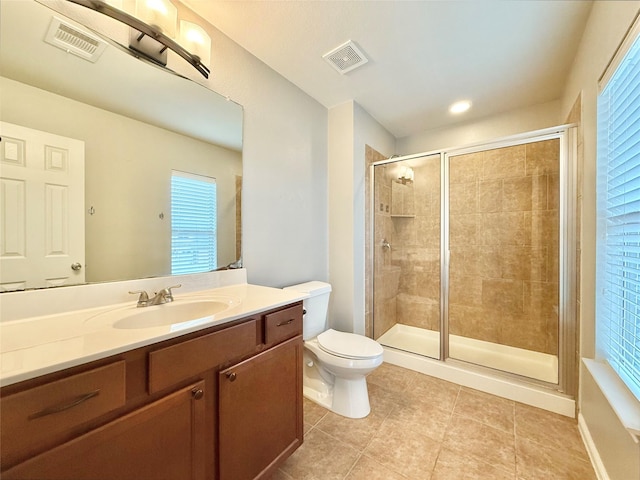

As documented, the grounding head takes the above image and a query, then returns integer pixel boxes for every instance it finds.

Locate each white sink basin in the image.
[86,297,241,330]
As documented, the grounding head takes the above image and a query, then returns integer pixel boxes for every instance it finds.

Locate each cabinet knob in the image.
[191,388,204,400]
[226,372,237,382]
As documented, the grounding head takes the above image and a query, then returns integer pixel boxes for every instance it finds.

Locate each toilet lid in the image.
[317,329,384,359]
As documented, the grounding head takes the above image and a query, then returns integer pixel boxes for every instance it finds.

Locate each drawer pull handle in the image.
[226,372,237,382]
[276,319,294,327]
[28,390,100,420]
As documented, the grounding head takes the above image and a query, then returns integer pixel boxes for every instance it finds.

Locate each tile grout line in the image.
[428,385,463,478]
[341,393,399,479]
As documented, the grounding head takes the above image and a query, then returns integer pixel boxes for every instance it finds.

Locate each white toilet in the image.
[284,281,384,419]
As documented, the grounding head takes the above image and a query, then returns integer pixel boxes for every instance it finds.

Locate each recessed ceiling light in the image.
[449,100,472,114]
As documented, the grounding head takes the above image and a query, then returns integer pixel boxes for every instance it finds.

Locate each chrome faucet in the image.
[129,284,181,307]
[129,290,150,307]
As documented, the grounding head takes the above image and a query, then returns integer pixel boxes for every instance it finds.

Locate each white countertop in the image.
[0,283,307,387]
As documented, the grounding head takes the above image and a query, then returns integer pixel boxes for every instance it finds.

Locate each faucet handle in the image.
[163,284,182,302]
[129,290,149,307]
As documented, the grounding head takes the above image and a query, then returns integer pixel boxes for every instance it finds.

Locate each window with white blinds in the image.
[596,21,640,401]
[171,170,217,275]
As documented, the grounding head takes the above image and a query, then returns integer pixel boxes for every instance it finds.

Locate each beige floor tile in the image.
[284,365,598,480]
[432,448,516,480]
[515,403,589,461]
[279,428,359,480]
[303,397,328,426]
[344,455,407,480]
[516,437,596,480]
[364,416,441,479]
[385,394,452,442]
[367,381,408,415]
[443,414,516,473]
[367,362,418,393]
[316,409,387,451]
[405,374,460,413]
[453,387,515,433]
[269,469,293,480]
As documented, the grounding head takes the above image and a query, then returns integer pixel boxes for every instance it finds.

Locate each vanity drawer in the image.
[264,304,303,347]
[148,319,258,394]
[0,361,126,467]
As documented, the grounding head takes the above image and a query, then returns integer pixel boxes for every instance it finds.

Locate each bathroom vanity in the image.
[0,283,305,480]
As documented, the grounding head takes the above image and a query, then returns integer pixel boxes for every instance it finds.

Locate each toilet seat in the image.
[317,329,384,360]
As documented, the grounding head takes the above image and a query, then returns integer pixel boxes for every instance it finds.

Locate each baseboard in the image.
[382,348,575,417]
[578,413,609,480]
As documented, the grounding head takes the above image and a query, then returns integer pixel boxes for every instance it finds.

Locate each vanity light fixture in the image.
[129,0,177,65]
[135,0,177,37]
[397,166,414,185]
[449,100,472,114]
[178,20,211,65]
[66,0,211,78]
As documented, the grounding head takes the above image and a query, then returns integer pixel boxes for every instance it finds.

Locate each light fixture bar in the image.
[66,0,210,78]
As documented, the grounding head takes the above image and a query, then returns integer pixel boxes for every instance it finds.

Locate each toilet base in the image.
[303,370,372,419]
[303,385,332,411]
[302,340,380,419]
[331,376,371,418]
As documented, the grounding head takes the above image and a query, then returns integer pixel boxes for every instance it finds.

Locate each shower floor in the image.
[377,324,558,384]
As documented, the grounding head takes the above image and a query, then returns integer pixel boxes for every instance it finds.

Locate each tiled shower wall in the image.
[371,155,441,340]
[393,157,442,334]
[448,140,560,355]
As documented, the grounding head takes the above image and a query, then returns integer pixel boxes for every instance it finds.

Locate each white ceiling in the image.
[184,0,593,139]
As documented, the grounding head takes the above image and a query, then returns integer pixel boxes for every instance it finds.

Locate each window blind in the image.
[171,171,217,275]
[596,25,640,401]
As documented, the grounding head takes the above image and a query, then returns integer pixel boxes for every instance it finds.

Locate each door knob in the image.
[71,262,82,271]
[226,372,237,382]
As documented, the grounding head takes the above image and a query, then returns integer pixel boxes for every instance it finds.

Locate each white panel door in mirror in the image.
[0,122,85,291]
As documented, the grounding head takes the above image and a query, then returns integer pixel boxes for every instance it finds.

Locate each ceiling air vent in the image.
[44,17,108,63]
[322,40,369,74]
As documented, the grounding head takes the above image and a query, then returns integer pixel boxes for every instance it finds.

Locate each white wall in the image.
[174,2,330,288]
[396,99,561,155]
[328,102,356,332]
[560,2,640,479]
[328,101,395,333]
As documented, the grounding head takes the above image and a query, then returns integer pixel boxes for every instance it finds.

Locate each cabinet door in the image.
[218,336,303,480]
[3,381,207,480]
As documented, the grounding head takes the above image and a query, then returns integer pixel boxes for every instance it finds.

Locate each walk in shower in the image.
[371,126,577,401]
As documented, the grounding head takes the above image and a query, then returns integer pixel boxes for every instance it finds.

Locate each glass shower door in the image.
[446,138,561,383]
[372,154,441,359]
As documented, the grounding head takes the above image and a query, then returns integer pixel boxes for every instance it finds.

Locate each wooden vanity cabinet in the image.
[0,301,304,480]
[3,380,207,480]
[219,303,304,480]
[219,336,303,480]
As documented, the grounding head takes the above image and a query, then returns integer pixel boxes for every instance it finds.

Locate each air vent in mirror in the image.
[44,17,107,63]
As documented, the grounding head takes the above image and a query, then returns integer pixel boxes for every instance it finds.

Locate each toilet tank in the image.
[284,281,332,340]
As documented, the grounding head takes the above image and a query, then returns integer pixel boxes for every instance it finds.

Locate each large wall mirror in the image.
[0,0,243,291]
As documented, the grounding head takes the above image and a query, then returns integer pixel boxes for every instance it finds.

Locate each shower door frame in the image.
[370,124,578,396]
